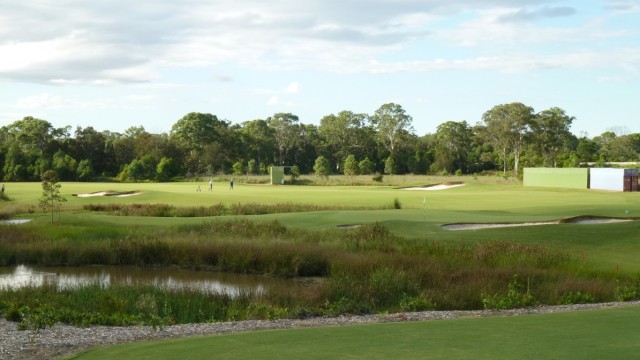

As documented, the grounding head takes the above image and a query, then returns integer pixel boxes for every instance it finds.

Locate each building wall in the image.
[270,166,285,185]
[523,168,589,189]
[590,168,624,191]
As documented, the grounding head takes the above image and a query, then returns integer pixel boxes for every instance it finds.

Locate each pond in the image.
[0,265,297,297]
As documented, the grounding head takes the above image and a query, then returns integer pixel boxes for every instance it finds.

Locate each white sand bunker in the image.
[336,224,362,229]
[403,182,465,191]
[442,216,635,231]
[74,191,142,198]
[0,219,32,225]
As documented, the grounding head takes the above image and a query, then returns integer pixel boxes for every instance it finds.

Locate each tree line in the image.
[1,102,639,182]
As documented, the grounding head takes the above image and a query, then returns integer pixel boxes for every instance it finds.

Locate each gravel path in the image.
[2,301,639,360]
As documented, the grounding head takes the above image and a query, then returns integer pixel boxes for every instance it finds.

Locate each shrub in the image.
[399,293,436,312]
[5,303,25,322]
[615,276,640,301]
[557,291,595,305]
[392,197,402,209]
[482,274,536,310]
[313,156,332,179]
[18,304,58,330]
[358,157,374,175]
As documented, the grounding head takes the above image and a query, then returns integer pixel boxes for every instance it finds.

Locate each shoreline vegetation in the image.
[1,218,639,330]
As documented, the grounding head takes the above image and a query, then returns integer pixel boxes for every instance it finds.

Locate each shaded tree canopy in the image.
[2,103,637,182]
[371,103,414,156]
[170,112,229,152]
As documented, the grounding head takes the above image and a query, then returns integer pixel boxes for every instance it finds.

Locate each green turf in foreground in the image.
[69,305,640,360]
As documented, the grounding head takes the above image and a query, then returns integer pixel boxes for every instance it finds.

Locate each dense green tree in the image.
[433,121,473,173]
[170,112,229,152]
[594,133,640,162]
[201,142,228,175]
[71,127,112,176]
[358,157,375,175]
[109,133,136,170]
[290,165,301,183]
[267,113,301,166]
[371,103,414,157]
[576,137,599,163]
[3,117,55,156]
[239,120,275,171]
[76,159,94,181]
[291,123,320,174]
[313,155,331,179]
[2,145,28,181]
[52,150,77,181]
[247,159,259,175]
[232,161,244,176]
[481,102,534,174]
[384,156,397,175]
[319,111,371,165]
[156,157,179,182]
[125,159,145,182]
[531,107,575,167]
[139,154,158,180]
[343,154,359,177]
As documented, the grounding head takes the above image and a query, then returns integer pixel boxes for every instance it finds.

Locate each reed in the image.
[83,202,385,217]
[1,219,638,327]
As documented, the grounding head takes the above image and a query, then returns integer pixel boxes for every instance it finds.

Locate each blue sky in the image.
[1,0,638,137]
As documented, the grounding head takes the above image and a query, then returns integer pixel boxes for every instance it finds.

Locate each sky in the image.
[1,0,639,138]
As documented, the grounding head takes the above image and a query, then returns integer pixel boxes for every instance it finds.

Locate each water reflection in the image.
[0,265,283,297]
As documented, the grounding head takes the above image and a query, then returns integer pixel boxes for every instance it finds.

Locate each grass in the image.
[67,305,640,360]
[2,175,640,356]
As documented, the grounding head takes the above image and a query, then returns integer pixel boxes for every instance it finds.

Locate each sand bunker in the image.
[403,182,465,191]
[0,219,32,225]
[442,216,635,231]
[336,224,362,229]
[74,191,142,198]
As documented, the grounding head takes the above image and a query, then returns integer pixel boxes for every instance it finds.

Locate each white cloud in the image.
[16,93,77,109]
[267,95,279,106]
[0,1,637,89]
[14,92,159,111]
[498,6,577,23]
[359,47,640,74]
[285,82,300,93]
[606,0,640,13]
[102,66,159,83]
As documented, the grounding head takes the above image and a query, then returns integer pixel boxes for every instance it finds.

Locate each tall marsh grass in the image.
[1,219,638,327]
[83,202,388,217]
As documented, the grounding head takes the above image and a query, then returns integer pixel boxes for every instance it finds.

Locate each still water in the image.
[0,265,289,297]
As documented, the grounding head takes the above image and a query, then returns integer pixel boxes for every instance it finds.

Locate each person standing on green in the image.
[229,179,234,190]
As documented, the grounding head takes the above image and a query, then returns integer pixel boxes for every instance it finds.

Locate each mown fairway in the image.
[69,305,640,360]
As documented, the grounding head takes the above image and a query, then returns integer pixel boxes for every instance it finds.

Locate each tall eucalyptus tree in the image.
[481,102,534,174]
